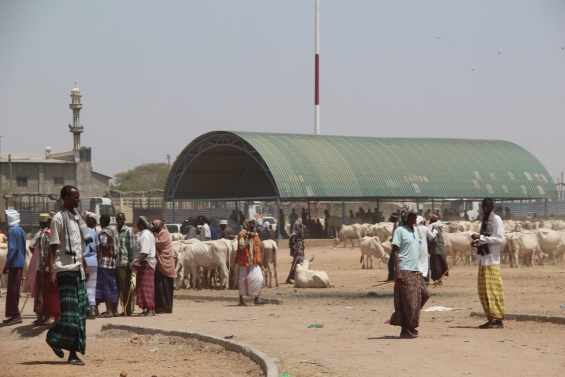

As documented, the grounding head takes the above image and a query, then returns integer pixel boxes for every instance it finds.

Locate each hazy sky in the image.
[1,0,564,182]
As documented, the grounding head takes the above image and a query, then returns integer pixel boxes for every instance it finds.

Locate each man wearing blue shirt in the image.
[388,205,430,339]
[2,209,27,325]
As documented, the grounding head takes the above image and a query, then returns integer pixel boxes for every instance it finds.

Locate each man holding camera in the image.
[471,197,506,329]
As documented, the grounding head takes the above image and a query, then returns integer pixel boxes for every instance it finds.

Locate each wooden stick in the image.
[20,292,31,313]
[371,272,423,287]
[372,280,394,287]
[432,243,472,289]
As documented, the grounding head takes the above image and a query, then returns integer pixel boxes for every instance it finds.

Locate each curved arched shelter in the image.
[164,131,557,203]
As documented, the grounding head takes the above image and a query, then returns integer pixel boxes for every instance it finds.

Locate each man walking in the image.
[116,212,135,316]
[46,185,92,365]
[386,212,399,281]
[289,209,298,232]
[95,214,120,317]
[26,213,50,325]
[389,205,429,338]
[2,209,27,325]
[428,214,448,284]
[471,197,506,329]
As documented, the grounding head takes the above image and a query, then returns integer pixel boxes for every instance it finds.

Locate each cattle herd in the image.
[2,217,564,295]
[333,218,565,270]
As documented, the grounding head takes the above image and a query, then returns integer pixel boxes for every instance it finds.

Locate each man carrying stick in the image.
[471,197,506,329]
[389,205,429,339]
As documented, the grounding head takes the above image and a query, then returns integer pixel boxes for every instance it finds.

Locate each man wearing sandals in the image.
[389,205,430,339]
[46,185,92,366]
[95,214,120,318]
[236,219,265,306]
[471,197,506,329]
[2,209,27,326]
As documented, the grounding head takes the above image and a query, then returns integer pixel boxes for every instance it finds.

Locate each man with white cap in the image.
[219,220,235,240]
[2,209,27,325]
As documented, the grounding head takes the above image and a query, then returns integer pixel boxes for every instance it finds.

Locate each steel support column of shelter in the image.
[277,198,281,238]
[545,198,548,219]
[342,200,345,225]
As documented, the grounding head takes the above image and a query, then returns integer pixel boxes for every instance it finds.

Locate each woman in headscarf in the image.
[82,212,100,318]
[236,219,264,306]
[389,205,430,339]
[152,219,177,314]
[285,222,305,284]
[132,216,157,316]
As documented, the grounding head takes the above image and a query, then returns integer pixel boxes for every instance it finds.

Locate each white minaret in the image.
[69,83,83,151]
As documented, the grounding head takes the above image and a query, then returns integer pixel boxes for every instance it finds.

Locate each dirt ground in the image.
[1,245,565,377]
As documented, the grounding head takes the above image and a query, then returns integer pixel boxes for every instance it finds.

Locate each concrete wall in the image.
[0,160,109,197]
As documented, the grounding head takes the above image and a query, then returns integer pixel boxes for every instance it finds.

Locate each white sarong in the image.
[86,266,98,306]
[238,265,263,297]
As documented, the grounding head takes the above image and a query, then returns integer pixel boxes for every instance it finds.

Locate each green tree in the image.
[111,163,169,192]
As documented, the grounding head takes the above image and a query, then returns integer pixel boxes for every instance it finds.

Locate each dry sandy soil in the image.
[1,245,565,377]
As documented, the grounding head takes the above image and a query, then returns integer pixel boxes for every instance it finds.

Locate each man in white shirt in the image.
[198,216,211,241]
[416,216,433,284]
[471,197,505,329]
[132,216,157,317]
[46,185,92,366]
[427,214,448,284]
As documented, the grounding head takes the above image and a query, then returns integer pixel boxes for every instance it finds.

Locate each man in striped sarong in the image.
[46,185,92,366]
[389,205,429,338]
[471,198,505,329]
[95,214,120,317]
[2,209,27,326]
[132,216,156,316]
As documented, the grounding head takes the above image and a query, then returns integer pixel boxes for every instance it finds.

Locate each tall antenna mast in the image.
[314,0,320,135]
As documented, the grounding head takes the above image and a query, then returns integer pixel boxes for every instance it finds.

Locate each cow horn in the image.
[310,256,315,263]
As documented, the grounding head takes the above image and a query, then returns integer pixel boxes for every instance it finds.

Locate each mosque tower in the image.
[69,83,83,151]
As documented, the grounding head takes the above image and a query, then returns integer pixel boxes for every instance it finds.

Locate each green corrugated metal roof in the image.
[230,131,557,200]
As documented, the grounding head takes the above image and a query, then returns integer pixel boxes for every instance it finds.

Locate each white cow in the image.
[375,223,394,242]
[444,231,475,265]
[333,225,362,248]
[174,240,230,290]
[381,238,392,256]
[170,232,185,241]
[325,216,363,237]
[553,221,565,231]
[532,228,565,265]
[359,236,389,269]
[361,223,375,237]
[294,256,334,288]
[261,239,278,288]
[507,231,542,267]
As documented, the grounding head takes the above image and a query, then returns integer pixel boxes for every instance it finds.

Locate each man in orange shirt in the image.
[236,219,264,306]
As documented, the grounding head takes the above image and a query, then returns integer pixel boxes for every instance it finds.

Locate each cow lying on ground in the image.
[294,256,334,288]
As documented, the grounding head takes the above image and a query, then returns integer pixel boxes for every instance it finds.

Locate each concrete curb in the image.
[470,311,565,325]
[174,294,283,305]
[101,323,278,377]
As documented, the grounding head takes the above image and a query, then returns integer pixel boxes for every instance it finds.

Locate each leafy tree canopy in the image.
[111,163,169,192]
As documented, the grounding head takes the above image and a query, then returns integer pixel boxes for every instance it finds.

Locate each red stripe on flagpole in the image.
[315,54,319,105]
